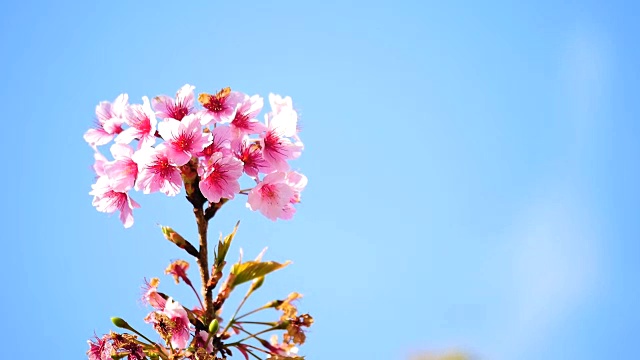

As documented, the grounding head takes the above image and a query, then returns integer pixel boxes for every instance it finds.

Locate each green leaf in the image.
[215,221,239,268]
[231,260,291,287]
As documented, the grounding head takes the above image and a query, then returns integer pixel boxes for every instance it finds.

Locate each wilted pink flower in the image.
[103,144,138,192]
[157,114,212,166]
[152,84,195,121]
[84,94,128,148]
[116,96,157,148]
[90,176,140,228]
[125,343,145,360]
[198,88,244,125]
[132,145,182,196]
[198,152,243,203]
[235,139,271,178]
[197,125,233,158]
[87,335,113,360]
[165,260,192,285]
[142,278,166,310]
[262,335,299,358]
[247,171,296,221]
[229,94,266,143]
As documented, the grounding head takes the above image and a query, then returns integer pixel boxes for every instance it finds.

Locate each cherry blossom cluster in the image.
[84,84,312,359]
[85,85,307,227]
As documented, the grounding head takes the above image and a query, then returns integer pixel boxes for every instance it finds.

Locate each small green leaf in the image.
[215,221,239,268]
[231,260,291,287]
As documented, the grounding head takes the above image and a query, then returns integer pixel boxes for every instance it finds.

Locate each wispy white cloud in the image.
[495,189,599,359]
[490,23,609,360]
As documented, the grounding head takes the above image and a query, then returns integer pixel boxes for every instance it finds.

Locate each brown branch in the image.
[183,169,215,322]
[194,205,213,322]
[204,198,228,221]
[183,168,228,322]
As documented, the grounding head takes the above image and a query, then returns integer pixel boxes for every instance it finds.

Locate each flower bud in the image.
[111,317,131,330]
[160,226,199,257]
[249,276,264,293]
[161,226,186,247]
[209,319,219,334]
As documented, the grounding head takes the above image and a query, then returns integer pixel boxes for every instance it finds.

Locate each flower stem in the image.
[236,321,276,326]
[244,348,263,360]
[235,305,270,321]
[221,289,252,335]
[244,344,272,354]
[187,281,206,312]
[126,329,168,360]
[228,326,279,345]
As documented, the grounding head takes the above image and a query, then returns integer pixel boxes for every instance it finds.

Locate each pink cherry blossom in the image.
[142,278,166,310]
[132,145,182,196]
[103,144,138,192]
[161,298,191,349]
[268,93,296,117]
[90,176,140,228]
[197,125,233,158]
[286,171,308,204]
[259,99,303,171]
[267,99,299,138]
[157,114,212,166]
[247,172,296,221]
[116,96,157,148]
[235,139,272,178]
[92,152,108,177]
[87,335,113,360]
[260,119,302,171]
[268,93,303,143]
[84,94,128,148]
[198,152,243,203]
[198,88,244,125]
[229,94,266,143]
[196,330,214,353]
[152,84,195,121]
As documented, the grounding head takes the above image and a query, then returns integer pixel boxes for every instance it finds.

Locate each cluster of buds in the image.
[88,224,313,360]
[86,84,307,227]
[85,85,313,359]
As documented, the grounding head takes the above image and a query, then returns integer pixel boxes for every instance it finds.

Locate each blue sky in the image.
[2,1,639,359]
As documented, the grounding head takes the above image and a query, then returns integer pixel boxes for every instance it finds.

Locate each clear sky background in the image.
[2,1,639,359]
